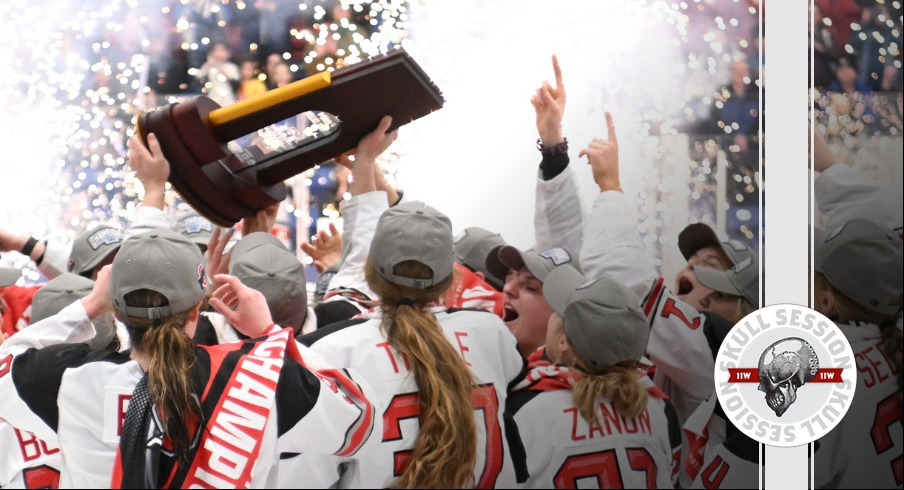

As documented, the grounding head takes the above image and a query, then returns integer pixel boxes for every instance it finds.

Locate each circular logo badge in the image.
[714,304,856,447]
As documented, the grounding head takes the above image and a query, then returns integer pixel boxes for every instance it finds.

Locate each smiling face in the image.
[674,245,733,312]
[502,267,554,356]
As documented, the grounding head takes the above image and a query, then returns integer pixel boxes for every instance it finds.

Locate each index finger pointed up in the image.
[552,54,563,89]
[605,112,617,144]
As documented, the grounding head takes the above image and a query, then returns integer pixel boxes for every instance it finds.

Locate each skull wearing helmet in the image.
[757,338,819,417]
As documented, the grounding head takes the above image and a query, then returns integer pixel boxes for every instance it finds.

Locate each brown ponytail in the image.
[366,257,477,489]
[115,289,201,461]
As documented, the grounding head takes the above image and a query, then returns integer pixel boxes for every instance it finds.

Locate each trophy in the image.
[136,48,444,226]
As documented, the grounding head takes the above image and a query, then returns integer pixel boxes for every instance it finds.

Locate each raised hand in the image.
[348,115,398,196]
[356,115,398,163]
[82,265,112,320]
[531,55,566,146]
[209,273,274,338]
[301,221,343,273]
[578,112,621,193]
[205,227,235,294]
[127,133,169,209]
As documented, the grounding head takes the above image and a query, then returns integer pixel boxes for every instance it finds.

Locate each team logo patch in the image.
[176,215,213,235]
[540,247,572,266]
[87,227,123,250]
[714,304,856,447]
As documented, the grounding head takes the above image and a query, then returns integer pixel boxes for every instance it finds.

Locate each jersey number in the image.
[553,447,657,489]
[383,384,502,488]
[700,455,729,489]
[22,465,61,489]
[870,394,904,485]
[661,299,701,330]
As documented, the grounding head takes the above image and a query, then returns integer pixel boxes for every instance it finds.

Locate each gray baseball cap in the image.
[694,252,761,308]
[453,227,507,290]
[543,265,649,369]
[174,211,214,248]
[30,273,95,324]
[1,267,20,287]
[679,223,753,266]
[816,218,903,316]
[111,228,207,319]
[370,201,454,289]
[68,225,124,276]
[230,232,308,328]
[486,245,580,284]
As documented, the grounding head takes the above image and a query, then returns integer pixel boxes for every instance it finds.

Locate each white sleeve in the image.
[124,206,174,241]
[277,345,378,458]
[37,239,71,280]
[579,190,657,296]
[0,302,95,442]
[534,167,585,253]
[325,191,388,301]
[0,301,95,354]
[642,282,715,422]
[815,164,904,232]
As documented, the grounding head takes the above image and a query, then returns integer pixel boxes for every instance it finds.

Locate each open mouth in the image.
[503,304,520,323]
[677,277,694,297]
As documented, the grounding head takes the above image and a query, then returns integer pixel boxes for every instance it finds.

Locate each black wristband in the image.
[20,236,39,257]
[35,248,47,266]
[536,138,569,157]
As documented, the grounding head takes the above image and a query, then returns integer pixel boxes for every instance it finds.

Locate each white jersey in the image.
[534,165,586,253]
[580,191,725,424]
[0,302,376,489]
[509,377,680,489]
[296,307,526,488]
[682,396,761,489]
[0,422,62,489]
[688,433,760,489]
[814,322,902,489]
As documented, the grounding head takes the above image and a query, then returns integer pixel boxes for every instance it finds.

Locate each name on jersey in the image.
[566,404,652,442]
[376,331,473,374]
[855,344,898,390]
[184,330,289,489]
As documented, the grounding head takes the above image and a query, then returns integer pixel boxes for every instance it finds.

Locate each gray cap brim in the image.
[543,265,586,317]
[679,223,752,266]
[694,266,742,297]
[495,246,553,282]
[1,267,21,287]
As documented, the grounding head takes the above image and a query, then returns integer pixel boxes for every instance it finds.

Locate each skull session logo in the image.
[714,304,856,447]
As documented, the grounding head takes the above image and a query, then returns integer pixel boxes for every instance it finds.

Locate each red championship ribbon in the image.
[727,368,844,383]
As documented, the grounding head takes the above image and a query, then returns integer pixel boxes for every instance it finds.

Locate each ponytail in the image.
[366,258,477,489]
[571,358,647,425]
[115,289,201,461]
[815,272,903,404]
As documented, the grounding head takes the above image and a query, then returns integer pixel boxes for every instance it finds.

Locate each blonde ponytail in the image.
[571,358,648,425]
[366,258,477,489]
